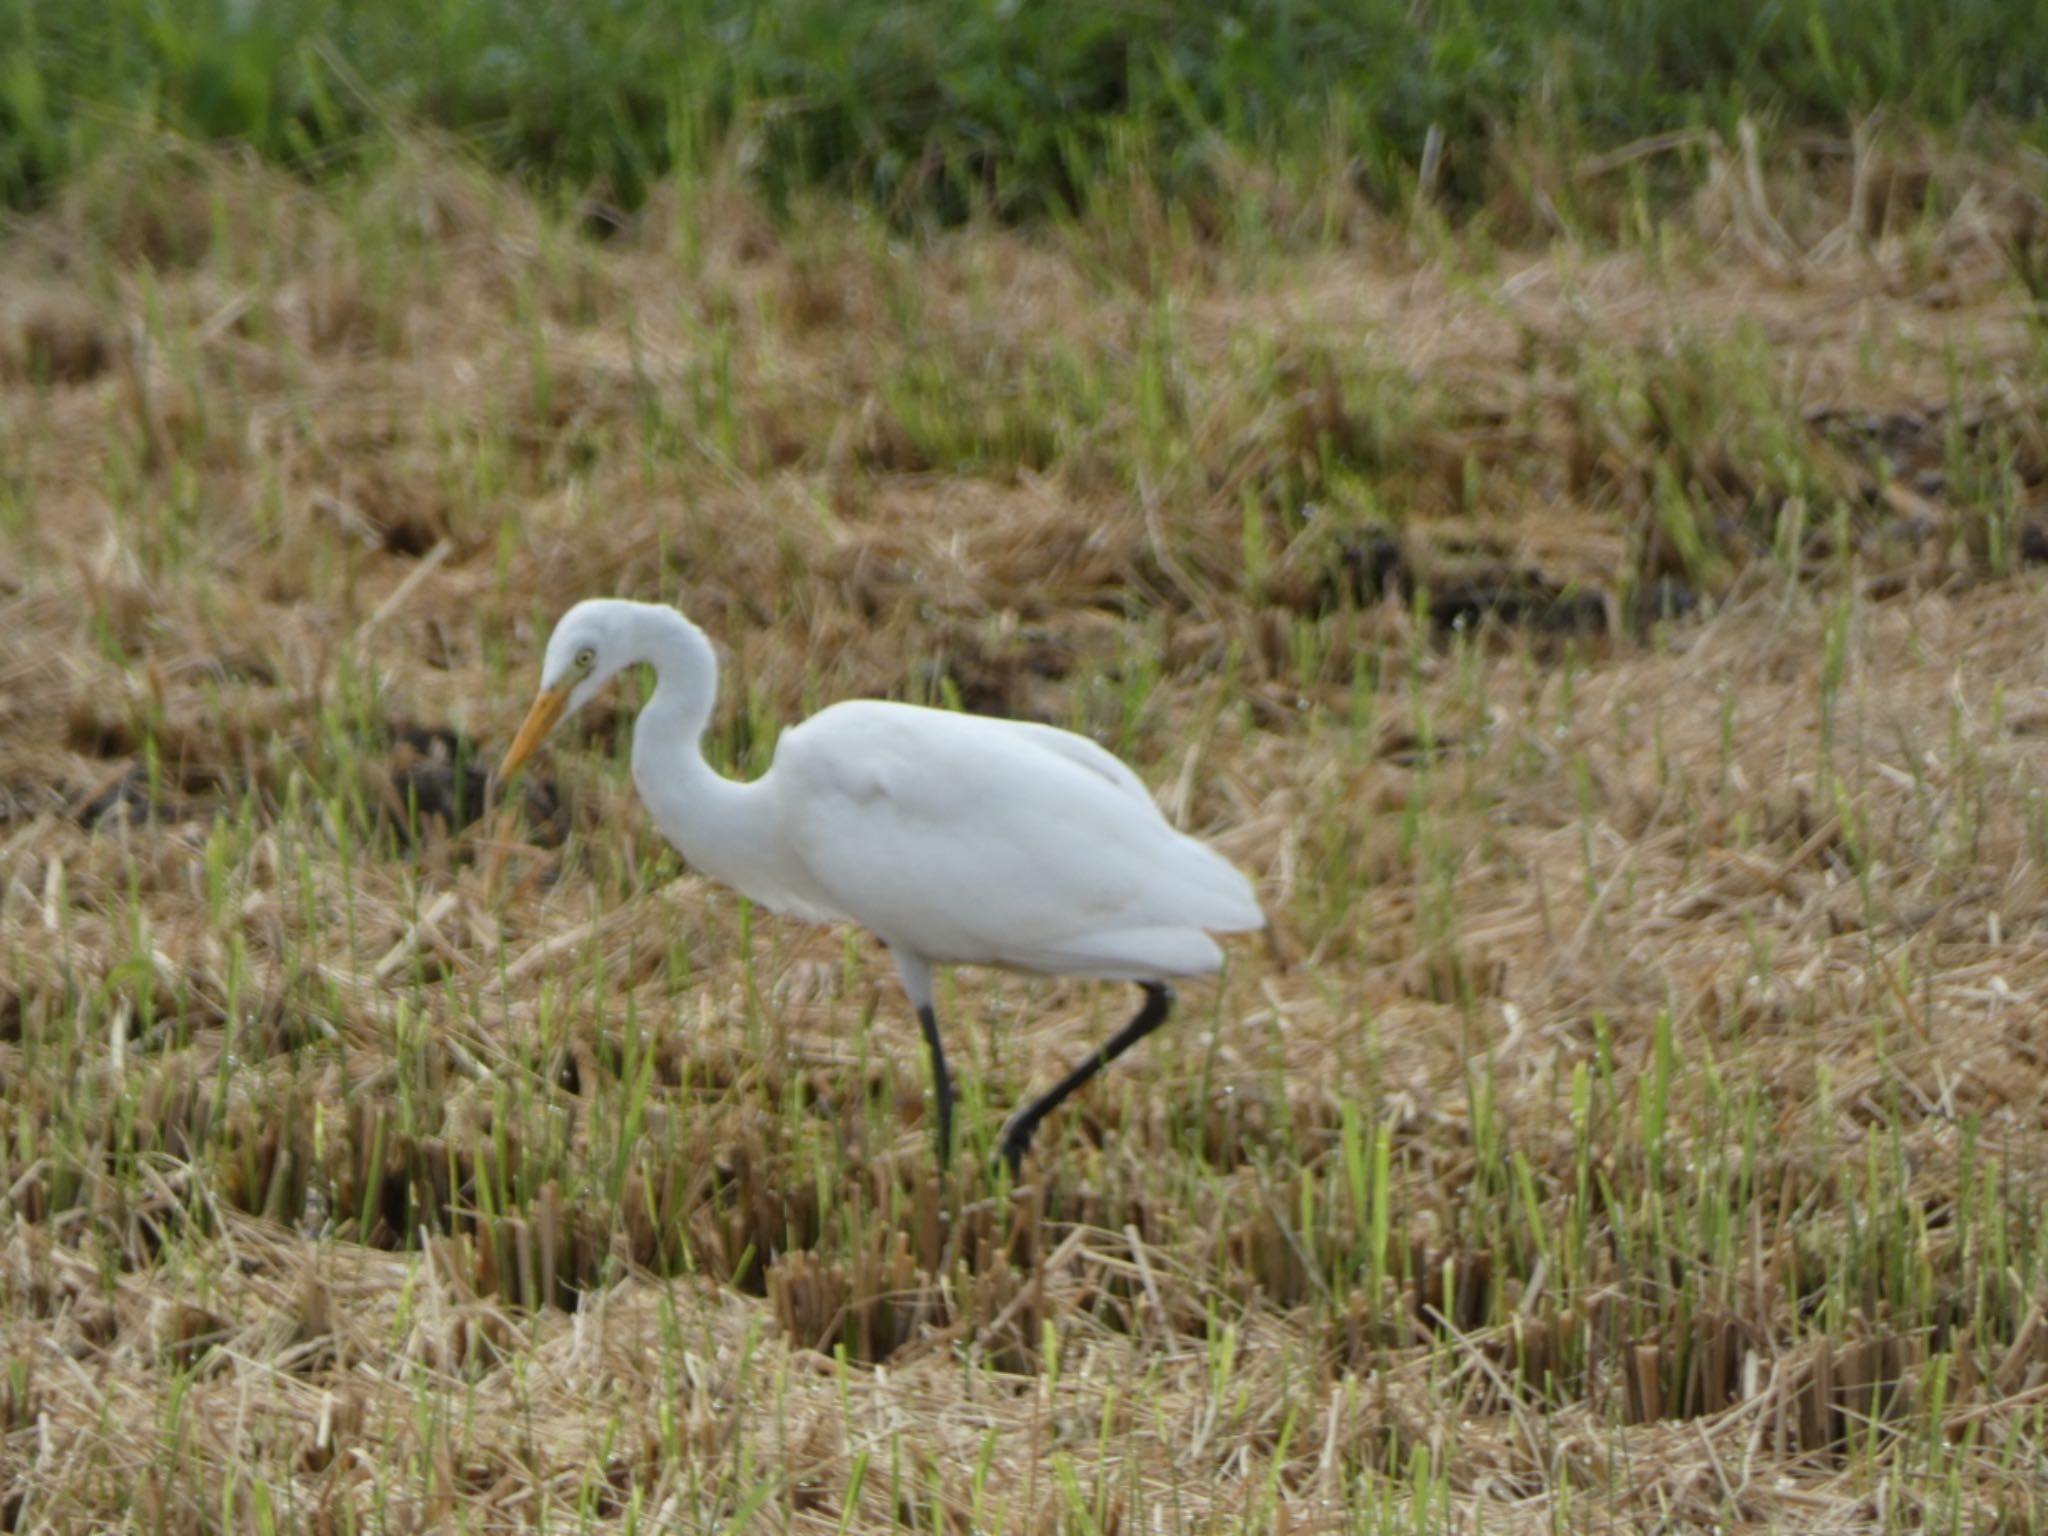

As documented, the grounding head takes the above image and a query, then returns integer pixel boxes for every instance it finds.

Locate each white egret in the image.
[497,598,1264,1171]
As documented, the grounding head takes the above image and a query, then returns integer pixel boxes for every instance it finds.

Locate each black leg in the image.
[918,1004,955,1168]
[998,983,1173,1175]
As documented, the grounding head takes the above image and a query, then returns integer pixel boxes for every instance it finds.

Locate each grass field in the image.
[5,106,2048,1533]
[9,0,2048,221]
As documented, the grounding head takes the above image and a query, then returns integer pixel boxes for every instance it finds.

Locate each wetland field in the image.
[4,8,2048,1529]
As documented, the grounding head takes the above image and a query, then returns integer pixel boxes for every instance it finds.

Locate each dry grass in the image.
[4,139,2048,1532]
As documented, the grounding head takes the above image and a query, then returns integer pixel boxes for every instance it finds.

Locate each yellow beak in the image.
[498,684,570,781]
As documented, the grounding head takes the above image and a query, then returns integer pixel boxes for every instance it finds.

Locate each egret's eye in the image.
[575,646,597,672]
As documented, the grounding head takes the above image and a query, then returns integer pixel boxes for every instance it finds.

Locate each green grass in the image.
[4,0,2046,222]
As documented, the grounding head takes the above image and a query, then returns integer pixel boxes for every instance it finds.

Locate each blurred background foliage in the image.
[3,0,2041,221]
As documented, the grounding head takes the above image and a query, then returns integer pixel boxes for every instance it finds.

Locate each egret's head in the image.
[497,599,640,780]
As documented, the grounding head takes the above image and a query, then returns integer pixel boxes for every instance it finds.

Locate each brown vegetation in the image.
[3,138,2047,1531]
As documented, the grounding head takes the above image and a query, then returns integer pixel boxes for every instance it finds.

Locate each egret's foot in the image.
[995,1117,1039,1178]
[990,982,1174,1177]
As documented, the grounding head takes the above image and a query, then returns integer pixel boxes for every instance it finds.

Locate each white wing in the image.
[769,701,1261,980]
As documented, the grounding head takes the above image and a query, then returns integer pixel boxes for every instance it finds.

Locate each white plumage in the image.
[498,597,1264,1170]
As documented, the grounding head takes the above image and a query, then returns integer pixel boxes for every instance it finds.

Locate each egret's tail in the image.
[1164,833,1265,933]
[1026,925,1228,981]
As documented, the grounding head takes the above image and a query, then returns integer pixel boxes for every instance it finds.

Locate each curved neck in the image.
[625,607,787,903]
[626,605,721,769]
